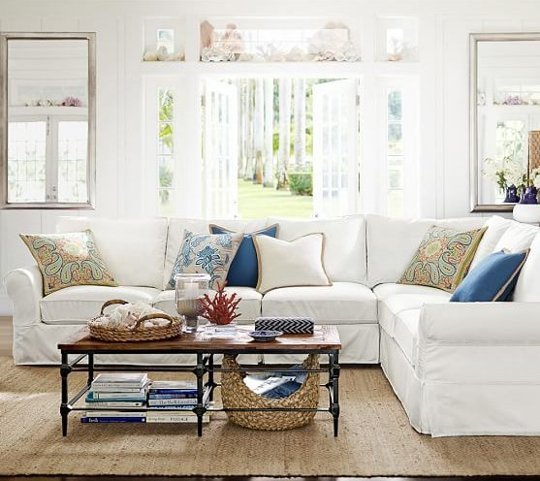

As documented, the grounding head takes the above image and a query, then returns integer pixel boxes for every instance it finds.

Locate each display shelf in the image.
[199,17,361,63]
[142,17,186,62]
[376,16,418,62]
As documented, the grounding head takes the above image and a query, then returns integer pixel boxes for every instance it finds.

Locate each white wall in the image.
[1,0,540,314]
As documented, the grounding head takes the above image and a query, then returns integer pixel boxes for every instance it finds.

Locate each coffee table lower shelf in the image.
[59,349,341,437]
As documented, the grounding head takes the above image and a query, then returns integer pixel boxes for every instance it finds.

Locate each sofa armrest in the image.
[419,302,540,345]
[4,266,43,327]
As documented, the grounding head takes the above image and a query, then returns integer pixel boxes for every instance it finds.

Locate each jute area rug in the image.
[1,356,540,477]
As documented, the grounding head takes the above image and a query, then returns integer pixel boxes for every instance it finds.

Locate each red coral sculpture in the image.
[200,282,241,325]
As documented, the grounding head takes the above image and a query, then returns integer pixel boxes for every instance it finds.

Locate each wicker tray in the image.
[88,299,184,342]
[221,353,320,431]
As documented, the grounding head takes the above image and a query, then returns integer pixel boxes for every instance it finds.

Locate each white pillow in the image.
[253,233,331,294]
[493,220,539,253]
[267,215,366,283]
[513,233,540,302]
[470,215,512,270]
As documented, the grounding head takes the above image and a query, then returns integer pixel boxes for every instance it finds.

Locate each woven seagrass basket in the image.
[221,353,320,430]
[88,299,184,342]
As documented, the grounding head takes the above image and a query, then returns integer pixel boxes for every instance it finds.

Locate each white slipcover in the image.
[56,217,168,289]
[513,232,540,301]
[267,215,367,283]
[373,283,450,337]
[365,215,485,287]
[261,282,377,324]
[40,285,160,325]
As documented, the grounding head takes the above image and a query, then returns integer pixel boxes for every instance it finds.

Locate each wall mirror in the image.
[0,32,95,209]
[470,32,540,212]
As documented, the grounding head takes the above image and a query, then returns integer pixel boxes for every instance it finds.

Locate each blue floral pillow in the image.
[167,230,243,290]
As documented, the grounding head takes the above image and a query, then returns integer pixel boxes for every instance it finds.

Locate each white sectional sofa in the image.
[5,213,540,436]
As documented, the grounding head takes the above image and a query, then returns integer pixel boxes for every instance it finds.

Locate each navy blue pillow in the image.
[450,250,529,302]
[209,224,278,287]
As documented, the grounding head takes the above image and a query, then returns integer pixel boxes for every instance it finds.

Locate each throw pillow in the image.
[20,230,118,296]
[450,250,529,302]
[167,230,242,290]
[253,233,331,294]
[398,225,487,292]
[209,224,279,288]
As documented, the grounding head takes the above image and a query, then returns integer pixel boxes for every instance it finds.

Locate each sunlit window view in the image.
[58,120,88,203]
[158,89,175,216]
[7,121,47,202]
[387,89,405,217]
[200,77,360,219]
[8,117,88,204]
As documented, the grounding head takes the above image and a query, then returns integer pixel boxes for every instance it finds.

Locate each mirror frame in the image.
[0,32,96,209]
[469,32,540,213]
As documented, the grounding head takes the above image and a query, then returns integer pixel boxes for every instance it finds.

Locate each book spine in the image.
[81,417,146,423]
[146,415,209,423]
[84,411,146,417]
[148,392,197,399]
[91,386,147,393]
[92,392,147,401]
[149,389,198,396]
[148,406,196,410]
[84,402,145,408]
[148,398,199,406]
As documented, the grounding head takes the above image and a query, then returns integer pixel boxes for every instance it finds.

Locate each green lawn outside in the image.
[237,179,313,219]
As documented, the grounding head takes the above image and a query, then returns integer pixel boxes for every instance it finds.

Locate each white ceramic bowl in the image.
[513,204,540,224]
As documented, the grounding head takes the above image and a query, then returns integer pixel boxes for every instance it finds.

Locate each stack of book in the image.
[147,381,209,424]
[82,372,149,423]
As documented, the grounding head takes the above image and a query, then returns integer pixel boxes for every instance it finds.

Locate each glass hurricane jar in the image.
[174,273,211,333]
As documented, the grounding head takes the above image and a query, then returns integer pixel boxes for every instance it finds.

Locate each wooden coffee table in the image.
[58,325,341,437]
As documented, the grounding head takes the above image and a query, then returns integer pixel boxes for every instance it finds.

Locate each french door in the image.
[312,79,359,217]
[203,80,238,218]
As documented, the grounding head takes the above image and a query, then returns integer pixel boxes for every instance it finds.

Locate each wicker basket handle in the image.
[100,299,129,315]
[132,313,175,330]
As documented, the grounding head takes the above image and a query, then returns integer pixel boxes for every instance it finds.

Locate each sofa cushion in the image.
[166,230,243,290]
[20,230,118,295]
[40,285,160,325]
[514,233,540,301]
[261,282,376,324]
[267,216,366,283]
[374,283,450,337]
[469,216,512,270]
[366,214,485,287]
[56,217,168,289]
[451,250,529,302]
[152,286,262,321]
[254,234,331,294]
[164,218,267,288]
[398,225,486,292]
[209,224,279,287]
[493,220,539,253]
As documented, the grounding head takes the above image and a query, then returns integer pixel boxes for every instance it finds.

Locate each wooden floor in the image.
[0,317,536,480]
[0,316,12,357]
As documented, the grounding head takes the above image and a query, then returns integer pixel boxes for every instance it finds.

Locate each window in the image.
[8,115,87,203]
[387,89,404,217]
[157,88,175,216]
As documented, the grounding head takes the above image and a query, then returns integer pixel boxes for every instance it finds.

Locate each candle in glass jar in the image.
[184,281,199,299]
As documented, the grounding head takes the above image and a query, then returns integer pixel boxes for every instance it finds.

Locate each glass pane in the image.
[7,121,47,202]
[158,88,174,216]
[495,120,526,165]
[57,120,88,203]
[388,90,402,121]
[388,189,404,217]
[388,123,403,155]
